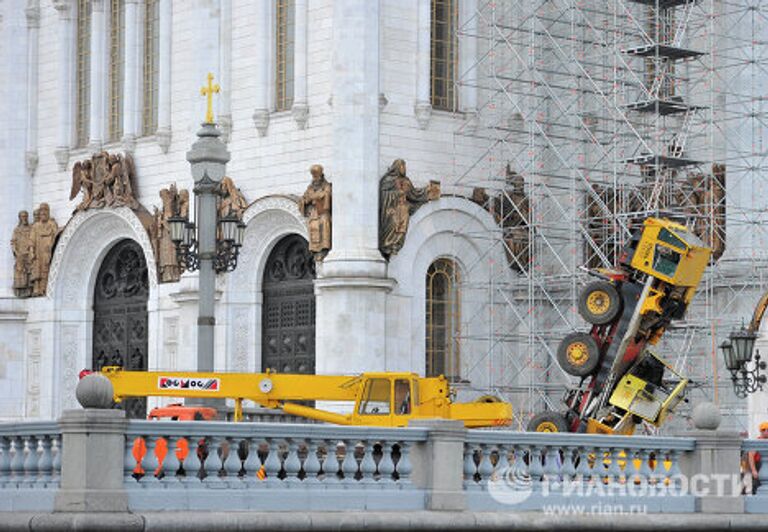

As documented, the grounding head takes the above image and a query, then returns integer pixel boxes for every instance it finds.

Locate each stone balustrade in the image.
[1,413,767,515]
[0,422,61,511]
[123,420,428,511]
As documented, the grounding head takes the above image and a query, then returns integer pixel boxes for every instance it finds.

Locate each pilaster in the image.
[252,0,270,136]
[218,0,232,141]
[53,0,75,171]
[291,0,308,129]
[121,0,140,152]
[88,0,106,152]
[414,0,431,129]
[156,0,172,152]
[25,1,40,176]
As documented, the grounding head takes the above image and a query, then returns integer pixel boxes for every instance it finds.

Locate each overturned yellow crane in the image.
[92,367,513,428]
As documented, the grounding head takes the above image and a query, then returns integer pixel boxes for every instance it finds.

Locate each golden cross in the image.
[200,72,220,124]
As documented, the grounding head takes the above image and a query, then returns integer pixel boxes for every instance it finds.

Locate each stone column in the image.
[251,0,270,135]
[53,0,74,170]
[88,0,106,151]
[291,0,308,129]
[218,0,232,141]
[121,0,140,152]
[459,0,477,114]
[156,0,172,152]
[315,0,393,375]
[414,0,431,129]
[408,420,467,511]
[25,2,41,176]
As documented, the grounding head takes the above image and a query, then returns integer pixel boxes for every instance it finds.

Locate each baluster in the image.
[561,446,577,486]
[124,437,139,485]
[37,436,52,486]
[543,445,561,487]
[575,447,592,485]
[283,439,301,483]
[0,437,9,487]
[511,445,528,484]
[183,437,203,485]
[162,436,181,484]
[378,442,396,485]
[340,440,359,483]
[607,447,623,486]
[263,438,282,486]
[648,449,664,492]
[477,444,494,488]
[20,437,37,487]
[50,436,61,485]
[494,444,510,482]
[321,439,340,484]
[9,437,24,485]
[396,441,412,486]
[359,440,376,484]
[666,449,682,494]
[223,438,243,484]
[303,441,321,484]
[625,448,640,490]
[529,446,544,490]
[140,436,160,484]
[637,449,652,489]
[757,446,768,495]
[243,438,263,486]
[203,437,224,484]
[463,444,478,488]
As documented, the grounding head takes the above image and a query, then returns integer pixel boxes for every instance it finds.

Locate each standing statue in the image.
[151,183,189,283]
[11,211,33,298]
[298,164,332,260]
[70,151,139,212]
[218,176,248,219]
[29,203,58,297]
[379,159,440,258]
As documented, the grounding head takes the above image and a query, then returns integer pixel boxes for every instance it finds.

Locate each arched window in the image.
[275,0,295,112]
[76,0,91,147]
[426,258,461,379]
[430,0,458,111]
[107,0,125,143]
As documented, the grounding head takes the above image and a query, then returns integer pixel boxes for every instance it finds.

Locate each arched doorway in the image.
[92,239,149,418]
[262,235,316,374]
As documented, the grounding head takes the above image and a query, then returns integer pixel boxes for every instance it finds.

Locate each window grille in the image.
[275,0,295,112]
[76,0,91,147]
[430,0,458,111]
[426,259,461,380]
[142,0,160,136]
[108,0,125,143]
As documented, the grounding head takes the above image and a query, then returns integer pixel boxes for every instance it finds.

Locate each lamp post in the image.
[719,326,766,398]
[168,73,245,373]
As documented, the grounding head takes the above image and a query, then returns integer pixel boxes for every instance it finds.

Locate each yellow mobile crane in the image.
[91,367,513,428]
[528,217,711,435]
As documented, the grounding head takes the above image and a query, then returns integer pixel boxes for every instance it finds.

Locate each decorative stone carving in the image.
[218,176,248,220]
[11,211,33,298]
[298,164,332,261]
[29,203,58,297]
[252,108,270,136]
[151,183,189,283]
[379,158,440,259]
[70,151,140,212]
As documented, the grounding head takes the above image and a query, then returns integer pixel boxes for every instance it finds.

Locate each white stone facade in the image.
[0,0,501,420]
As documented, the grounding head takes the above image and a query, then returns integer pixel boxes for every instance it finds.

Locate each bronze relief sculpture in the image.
[218,176,248,220]
[379,159,440,259]
[151,184,189,283]
[298,164,332,260]
[70,151,140,212]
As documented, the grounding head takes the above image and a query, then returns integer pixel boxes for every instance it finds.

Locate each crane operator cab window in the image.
[653,228,684,278]
[394,379,411,415]
[359,378,391,415]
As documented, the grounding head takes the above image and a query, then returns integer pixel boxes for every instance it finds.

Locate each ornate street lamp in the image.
[719,326,766,398]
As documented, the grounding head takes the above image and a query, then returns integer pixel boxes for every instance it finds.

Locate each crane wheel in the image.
[578,281,621,325]
[527,411,569,433]
[557,332,600,377]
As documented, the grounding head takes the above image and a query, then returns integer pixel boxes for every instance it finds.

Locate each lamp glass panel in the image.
[720,342,739,371]
[169,217,185,242]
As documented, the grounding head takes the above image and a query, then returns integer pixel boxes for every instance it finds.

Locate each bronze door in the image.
[262,235,316,374]
[92,239,149,419]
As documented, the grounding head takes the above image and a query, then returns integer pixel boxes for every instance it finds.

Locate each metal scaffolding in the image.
[451,0,768,432]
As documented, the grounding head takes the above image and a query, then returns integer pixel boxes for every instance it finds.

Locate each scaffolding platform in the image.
[624,44,705,60]
[624,154,701,169]
[625,99,706,116]
[625,0,699,8]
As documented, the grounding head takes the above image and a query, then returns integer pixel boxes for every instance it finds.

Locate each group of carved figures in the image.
[70,152,140,212]
[11,203,58,298]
